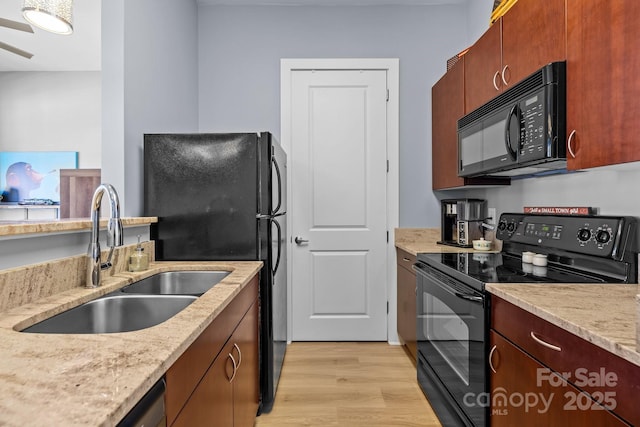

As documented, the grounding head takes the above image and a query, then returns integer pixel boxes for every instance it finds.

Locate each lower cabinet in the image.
[166,275,259,427]
[490,331,628,426]
[396,248,416,362]
[490,296,638,426]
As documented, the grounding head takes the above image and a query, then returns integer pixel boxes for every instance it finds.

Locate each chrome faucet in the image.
[86,183,124,288]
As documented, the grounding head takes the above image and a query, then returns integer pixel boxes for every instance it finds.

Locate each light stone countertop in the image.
[394,227,500,255]
[0,260,262,427]
[0,216,157,237]
[487,283,640,368]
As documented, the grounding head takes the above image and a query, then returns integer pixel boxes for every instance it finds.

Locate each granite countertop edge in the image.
[486,283,640,368]
[0,260,262,427]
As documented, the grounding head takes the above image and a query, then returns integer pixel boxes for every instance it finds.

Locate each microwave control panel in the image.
[518,90,547,160]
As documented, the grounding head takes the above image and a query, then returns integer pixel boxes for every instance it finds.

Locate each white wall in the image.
[468,163,640,219]
[466,0,494,45]
[102,0,200,216]
[197,5,470,227]
[0,72,101,168]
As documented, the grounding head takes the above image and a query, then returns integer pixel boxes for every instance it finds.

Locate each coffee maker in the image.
[439,199,487,247]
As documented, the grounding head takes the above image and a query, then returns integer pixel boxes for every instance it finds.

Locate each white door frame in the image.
[281,58,400,344]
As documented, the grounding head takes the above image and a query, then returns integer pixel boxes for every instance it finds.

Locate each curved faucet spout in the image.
[86,183,124,288]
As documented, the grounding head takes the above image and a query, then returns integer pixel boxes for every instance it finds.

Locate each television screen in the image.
[0,151,78,203]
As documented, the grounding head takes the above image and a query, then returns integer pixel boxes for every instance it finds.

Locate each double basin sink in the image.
[22,271,230,334]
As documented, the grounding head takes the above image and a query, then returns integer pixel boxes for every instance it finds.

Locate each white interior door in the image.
[290,69,388,341]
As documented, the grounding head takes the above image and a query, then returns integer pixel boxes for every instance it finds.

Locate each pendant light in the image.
[22,0,73,35]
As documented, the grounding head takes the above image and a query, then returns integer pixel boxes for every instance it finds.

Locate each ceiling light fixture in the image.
[22,0,73,35]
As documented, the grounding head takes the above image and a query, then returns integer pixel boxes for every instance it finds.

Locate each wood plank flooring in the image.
[254,342,442,427]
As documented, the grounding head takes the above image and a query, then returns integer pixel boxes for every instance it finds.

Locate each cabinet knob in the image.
[567,129,577,158]
[530,331,562,352]
[233,343,242,368]
[493,70,501,91]
[489,344,498,373]
[228,353,238,383]
[501,64,510,86]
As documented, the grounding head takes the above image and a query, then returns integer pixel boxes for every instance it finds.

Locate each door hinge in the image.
[386,230,389,243]
[386,89,389,102]
[387,301,389,314]
[386,159,389,172]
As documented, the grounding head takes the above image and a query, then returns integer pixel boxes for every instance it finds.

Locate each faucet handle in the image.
[107,218,124,247]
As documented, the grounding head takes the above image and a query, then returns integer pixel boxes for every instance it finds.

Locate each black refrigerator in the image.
[143,132,286,414]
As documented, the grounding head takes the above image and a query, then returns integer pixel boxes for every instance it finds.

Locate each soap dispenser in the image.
[128,235,149,272]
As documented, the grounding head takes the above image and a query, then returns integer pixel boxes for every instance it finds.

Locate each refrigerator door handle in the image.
[272,156,283,215]
[272,218,282,277]
[256,212,286,220]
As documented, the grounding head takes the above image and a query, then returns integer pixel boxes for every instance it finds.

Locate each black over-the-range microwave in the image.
[457,61,567,178]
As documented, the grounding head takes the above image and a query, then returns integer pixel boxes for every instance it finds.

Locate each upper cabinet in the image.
[565,0,640,170]
[432,59,466,189]
[464,0,566,113]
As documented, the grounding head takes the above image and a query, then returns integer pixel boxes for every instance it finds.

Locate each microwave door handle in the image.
[504,104,519,161]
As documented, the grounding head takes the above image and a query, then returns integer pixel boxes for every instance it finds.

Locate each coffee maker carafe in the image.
[439,199,487,247]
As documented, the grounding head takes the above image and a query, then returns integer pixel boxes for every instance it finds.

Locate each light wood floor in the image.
[254,342,442,427]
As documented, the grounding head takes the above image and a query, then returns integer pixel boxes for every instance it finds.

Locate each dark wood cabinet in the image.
[491,296,639,426]
[565,0,640,170]
[432,59,466,190]
[396,248,416,362]
[462,21,502,113]
[490,331,628,427]
[173,299,259,427]
[166,275,259,427]
[464,0,565,112]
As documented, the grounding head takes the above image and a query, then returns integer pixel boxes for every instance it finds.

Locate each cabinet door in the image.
[464,21,502,113]
[566,0,640,170]
[432,59,466,190]
[396,249,416,361]
[490,331,628,427]
[232,299,260,427]
[501,0,565,88]
[172,340,235,427]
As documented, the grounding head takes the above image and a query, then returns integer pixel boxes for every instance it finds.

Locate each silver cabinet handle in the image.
[493,70,501,91]
[489,344,498,374]
[501,64,509,87]
[567,129,577,158]
[234,343,242,368]
[228,353,238,383]
[530,331,562,352]
[294,236,309,245]
[403,257,411,262]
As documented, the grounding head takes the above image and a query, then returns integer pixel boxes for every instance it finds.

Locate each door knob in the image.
[294,236,309,245]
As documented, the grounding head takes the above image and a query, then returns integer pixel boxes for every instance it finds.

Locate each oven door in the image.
[415,261,487,427]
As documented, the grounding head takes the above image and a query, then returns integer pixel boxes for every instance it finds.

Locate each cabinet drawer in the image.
[492,296,640,425]
[396,248,416,273]
[166,276,259,425]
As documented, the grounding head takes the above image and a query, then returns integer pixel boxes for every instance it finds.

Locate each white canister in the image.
[522,251,535,264]
[532,254,548,267]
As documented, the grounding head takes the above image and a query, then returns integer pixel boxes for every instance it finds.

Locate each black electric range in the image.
[414,213,638,427]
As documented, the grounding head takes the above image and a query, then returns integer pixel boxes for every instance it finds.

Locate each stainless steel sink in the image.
[120,271,230,296]
[21,295,197,334]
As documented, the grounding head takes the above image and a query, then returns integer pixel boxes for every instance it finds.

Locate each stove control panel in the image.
[496,213,637,259]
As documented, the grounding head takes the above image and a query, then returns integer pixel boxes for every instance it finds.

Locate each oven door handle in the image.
[414,262,485,305]
[456,292,484,303]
